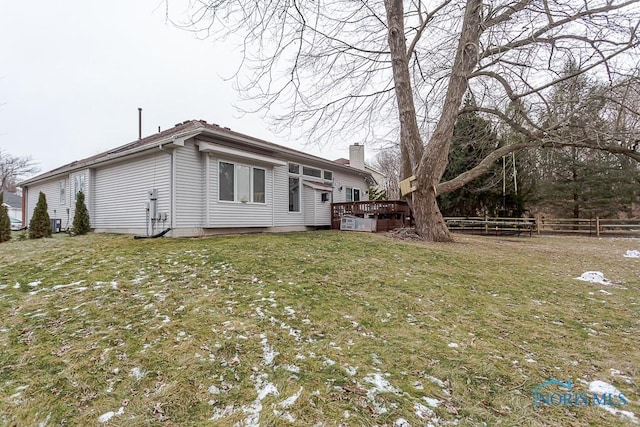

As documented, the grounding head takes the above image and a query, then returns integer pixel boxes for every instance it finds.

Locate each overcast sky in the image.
[0,1,360,177]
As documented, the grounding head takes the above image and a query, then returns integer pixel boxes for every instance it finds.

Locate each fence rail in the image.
[444,216,640,237]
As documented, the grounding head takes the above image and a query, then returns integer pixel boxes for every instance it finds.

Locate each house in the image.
[1,191,22,222]
[334,143,386,199]
[19,120,375,237]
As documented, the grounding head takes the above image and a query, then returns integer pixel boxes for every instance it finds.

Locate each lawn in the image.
[0,231,638,426]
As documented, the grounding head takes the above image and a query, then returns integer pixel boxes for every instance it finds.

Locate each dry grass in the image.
[0,231,638,426]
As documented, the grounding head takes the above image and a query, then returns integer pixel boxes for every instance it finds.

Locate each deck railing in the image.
[331,200,412,232]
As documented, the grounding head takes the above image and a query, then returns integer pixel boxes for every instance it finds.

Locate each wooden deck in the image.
[331,200,412,232]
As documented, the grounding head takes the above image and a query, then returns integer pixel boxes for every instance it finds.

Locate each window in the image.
[346,187,360,202]
[237,165,251,202]
[218,161,266,203]
[289,177,300,212]
[323,170,333,181]
[219,162,235,201]
[74,175,85,201]
[303,166,322,178]
[59,180,66,205]
[253,168,265,203]
[288,163,300,174]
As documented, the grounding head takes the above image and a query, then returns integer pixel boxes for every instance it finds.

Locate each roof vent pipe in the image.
[138,108,142,140]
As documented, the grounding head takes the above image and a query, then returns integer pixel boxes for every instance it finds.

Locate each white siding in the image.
[69,169,91,224]
[332,169,370,203]
[93,152,170,231]
[25,178,69,227]
[273,165,305,227]
[302,185,332,226]
[206,155,274,228]
[175,142,205,227]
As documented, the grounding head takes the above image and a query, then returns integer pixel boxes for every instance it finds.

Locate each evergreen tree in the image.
[438,102,527,217]
[533,61,639,218]
[72,191,91,235]
[0,193,11,243]
[29,192,52,239]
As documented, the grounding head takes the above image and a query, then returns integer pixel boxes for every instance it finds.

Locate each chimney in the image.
[349,143,365,170]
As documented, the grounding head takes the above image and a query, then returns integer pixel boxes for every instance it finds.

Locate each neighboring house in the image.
[1,191,22,222]
[19,120,374,237]
[334,143,386,199]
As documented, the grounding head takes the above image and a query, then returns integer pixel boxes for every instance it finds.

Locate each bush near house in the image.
[28,191,51,239]
[0,193,11,242]
[72,191,90,236]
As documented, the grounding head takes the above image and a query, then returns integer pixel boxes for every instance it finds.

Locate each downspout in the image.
[205,154,210,227]
[272,167,275,227]
[22,187,27,226]
[158,143,175,233]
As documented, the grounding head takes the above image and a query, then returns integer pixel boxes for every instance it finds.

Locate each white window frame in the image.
[73,175,85,201]
[218,160,266,204]
[288,162,301,213]
[323,170,333,181]
[346,187,360,202]
[59,180,66,205]
[302,166,322,179]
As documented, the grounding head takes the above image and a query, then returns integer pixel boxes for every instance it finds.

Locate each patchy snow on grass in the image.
[278,387,303,408]
[240,374,280,427]
[343,365,358,376]
[210,404,234,421]
[575,271,611,286]
[362,372,402,414]
[280,364,301,374]
[589,380,638,424]
[423,396,442,408]
[260,334,279,366]
[208,385,220,395]
[624,250,640,258]
[129,367,145,381]
[414,401,442,424]
[610,369,633,384]
[98,406,124,423]
[395,418,411,427]
[447,342,459,348]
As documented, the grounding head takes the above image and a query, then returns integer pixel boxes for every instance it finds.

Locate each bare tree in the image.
[0,149,40,192]
[171,0,640,241]
[372,147,401,200]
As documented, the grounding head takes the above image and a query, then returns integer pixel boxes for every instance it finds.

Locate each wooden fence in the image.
[444,216,640,237]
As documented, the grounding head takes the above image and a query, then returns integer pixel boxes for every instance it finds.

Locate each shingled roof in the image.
[20,120,374,186]
[1,191,22,208]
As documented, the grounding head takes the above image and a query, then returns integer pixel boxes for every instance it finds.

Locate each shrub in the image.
[72,191,91,236]
[29,192,52,239]
[0,193,11,243]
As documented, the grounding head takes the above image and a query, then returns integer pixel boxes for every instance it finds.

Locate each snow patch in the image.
[624,250,640,258]
[278,387,303,408]
[414,402,439,422]
[98,407,124,423]
[589,380,638,424]
[260,334,278,366]
[423,396,442,408]
[129,367,145,380]
[447,342,459,348]
[576,271,611,286]
[395,418,411,427]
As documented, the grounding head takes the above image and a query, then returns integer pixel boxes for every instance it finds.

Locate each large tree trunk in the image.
[385,0,484,241]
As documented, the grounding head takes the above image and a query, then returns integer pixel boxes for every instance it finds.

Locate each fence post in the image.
[596,217,600,237]
[484,214,488,234]
[535,214,541,235]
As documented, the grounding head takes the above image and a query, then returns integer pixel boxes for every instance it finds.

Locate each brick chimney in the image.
[349,143,365,170]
